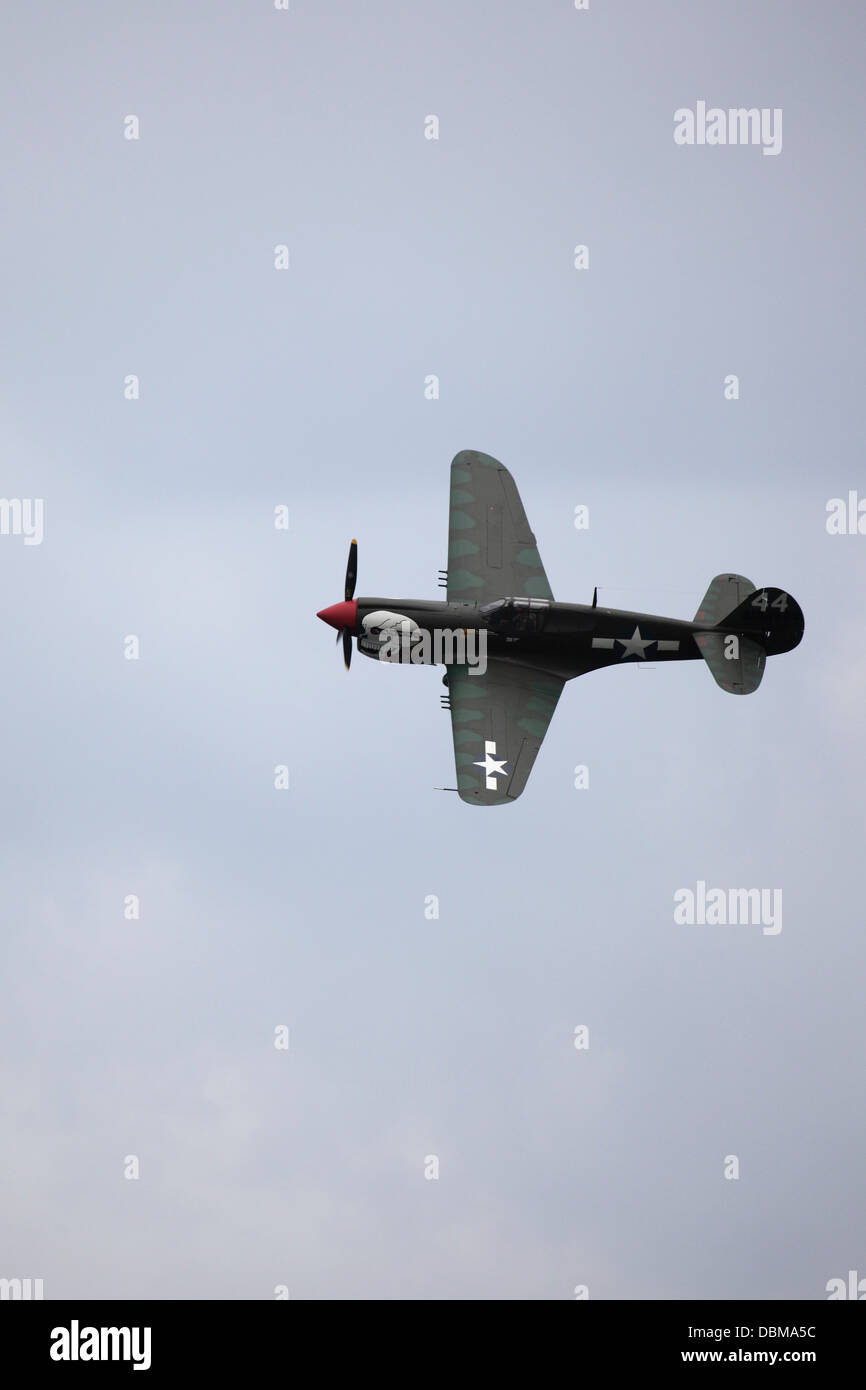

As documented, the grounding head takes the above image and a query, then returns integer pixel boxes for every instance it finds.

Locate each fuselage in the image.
[320,595,718,682]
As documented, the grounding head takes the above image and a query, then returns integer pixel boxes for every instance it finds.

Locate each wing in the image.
[446,659,565,805]
[446,450,554,605]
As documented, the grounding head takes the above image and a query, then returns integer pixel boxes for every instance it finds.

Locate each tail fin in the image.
[694,573,756,625]
[719,587,804,656]
[694,579,804,695]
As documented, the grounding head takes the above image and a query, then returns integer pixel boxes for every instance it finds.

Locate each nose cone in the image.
[317,599,357,632]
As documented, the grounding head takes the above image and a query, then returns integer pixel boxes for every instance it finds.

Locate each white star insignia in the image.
[473,740,511,789]
[616,625,654,660]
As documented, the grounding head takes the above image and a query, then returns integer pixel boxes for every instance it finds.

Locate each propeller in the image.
[342,540,357,668]
[335,624,353,670]
[344,539,357,602]
[316,540,358,670]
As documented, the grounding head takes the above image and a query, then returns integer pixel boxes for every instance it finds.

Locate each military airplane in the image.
[317,450,804,805]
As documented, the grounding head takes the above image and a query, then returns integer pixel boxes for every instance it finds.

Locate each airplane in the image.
[317,450,804,805]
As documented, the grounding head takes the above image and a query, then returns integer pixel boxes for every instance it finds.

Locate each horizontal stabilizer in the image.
[694,631,766,694]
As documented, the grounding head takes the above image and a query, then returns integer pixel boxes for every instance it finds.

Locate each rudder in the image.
[718,587,804,656]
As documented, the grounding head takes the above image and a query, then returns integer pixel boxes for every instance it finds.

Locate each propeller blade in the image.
[342,628,353,670]
[344,539,358,601]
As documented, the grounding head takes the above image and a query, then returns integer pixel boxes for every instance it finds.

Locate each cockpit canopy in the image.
[480,597,551,635]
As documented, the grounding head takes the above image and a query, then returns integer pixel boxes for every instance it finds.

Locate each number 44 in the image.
[751,590,788,613]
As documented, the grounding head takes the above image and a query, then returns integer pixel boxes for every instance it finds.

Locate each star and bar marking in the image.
[591,626,680,659]
[473,740,511,790]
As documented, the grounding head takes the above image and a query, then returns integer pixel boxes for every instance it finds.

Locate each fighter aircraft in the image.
[317,450,804,805]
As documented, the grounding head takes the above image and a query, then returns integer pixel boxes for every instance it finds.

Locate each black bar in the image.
[4,1299,862,1376]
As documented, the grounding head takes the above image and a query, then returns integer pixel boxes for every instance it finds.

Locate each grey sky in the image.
[1,1,864,1298]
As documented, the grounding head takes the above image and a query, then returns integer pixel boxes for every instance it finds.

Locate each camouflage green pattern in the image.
[693,573,755,624]
[446,450,554,605]
[447,659,565,805]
